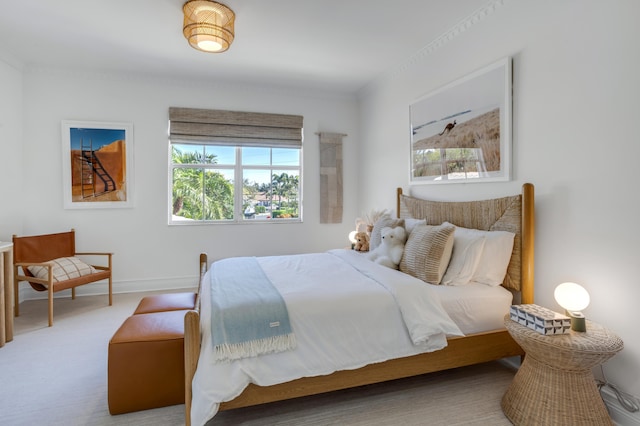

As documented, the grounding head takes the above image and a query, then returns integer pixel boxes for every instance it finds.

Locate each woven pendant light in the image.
[183,0,235,53]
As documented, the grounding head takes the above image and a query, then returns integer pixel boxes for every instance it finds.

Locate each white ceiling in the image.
[0,0,490,94]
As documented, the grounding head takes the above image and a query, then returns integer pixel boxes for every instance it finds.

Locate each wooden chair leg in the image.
[48,285,53,327]
[108,254,113,306]
[71,287,76,300]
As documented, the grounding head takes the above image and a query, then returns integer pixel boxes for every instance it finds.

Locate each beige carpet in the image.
[0,291,516,426]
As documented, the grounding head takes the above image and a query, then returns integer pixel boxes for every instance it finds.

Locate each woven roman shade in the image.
[169,107,303,147]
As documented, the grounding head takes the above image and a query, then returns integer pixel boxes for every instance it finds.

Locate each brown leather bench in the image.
[133,292,197,315]
[107,292,196,415]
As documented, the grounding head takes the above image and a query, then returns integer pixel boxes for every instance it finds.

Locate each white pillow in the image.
[443,222,515,287]
[28,257,97,283]
[404,218,426,235]
[441,231,486,286]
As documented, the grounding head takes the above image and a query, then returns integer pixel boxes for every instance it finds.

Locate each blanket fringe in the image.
[214,333,297,362]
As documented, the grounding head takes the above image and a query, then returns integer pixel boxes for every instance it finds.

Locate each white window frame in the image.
[168,143,303,225]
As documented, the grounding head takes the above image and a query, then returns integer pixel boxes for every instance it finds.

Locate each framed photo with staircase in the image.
[61,120,134,209]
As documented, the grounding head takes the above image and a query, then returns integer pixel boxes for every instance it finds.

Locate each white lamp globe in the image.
[554,282,590,312]
[348,231,357,244]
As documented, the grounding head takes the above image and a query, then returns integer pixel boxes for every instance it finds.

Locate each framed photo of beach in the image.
[409,57,512,184]
[61,120,134,209]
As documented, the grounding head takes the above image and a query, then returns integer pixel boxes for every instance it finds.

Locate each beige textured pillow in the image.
[400,223,455,284]
[370,215,405,251]
[28,257,97,283]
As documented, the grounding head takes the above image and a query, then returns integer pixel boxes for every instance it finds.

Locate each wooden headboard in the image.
[396,183,534,302]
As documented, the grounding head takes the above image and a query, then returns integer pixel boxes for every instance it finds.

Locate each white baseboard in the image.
[16,275,199,303]
[601,386,640,426]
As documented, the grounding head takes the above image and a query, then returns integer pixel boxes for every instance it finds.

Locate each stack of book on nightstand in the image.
[510,304,571,335]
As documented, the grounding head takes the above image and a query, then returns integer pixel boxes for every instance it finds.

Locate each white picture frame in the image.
[61,120,134,209]
[409,57,512,184]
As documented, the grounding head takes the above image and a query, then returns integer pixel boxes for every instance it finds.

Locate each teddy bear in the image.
[353,231,370,252]
[367,226,407,269]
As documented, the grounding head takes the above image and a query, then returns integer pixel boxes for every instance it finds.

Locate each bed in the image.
[183,183,535,426]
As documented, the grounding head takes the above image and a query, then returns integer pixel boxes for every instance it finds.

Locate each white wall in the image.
[0,60,23,239]
[359,0,640,405]
[13,68,358,293]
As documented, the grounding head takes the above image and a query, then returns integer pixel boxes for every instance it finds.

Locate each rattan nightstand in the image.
[501,314,623,425]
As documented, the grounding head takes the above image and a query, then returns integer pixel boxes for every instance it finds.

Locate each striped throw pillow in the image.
[28,257,97,283]
[400,223,455,284]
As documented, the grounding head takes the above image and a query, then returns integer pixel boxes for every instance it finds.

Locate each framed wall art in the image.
[61,121,134,209]
[409,57,512,184]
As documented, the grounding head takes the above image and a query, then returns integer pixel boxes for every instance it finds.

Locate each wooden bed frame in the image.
[183,183,535,426]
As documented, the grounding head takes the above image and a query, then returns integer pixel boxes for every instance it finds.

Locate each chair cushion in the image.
[28,257,97,283]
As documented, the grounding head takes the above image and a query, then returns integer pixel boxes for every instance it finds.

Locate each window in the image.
[413,147,486,180]
[168,108,303,224]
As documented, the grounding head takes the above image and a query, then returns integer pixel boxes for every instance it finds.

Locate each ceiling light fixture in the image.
[183,0,235,53]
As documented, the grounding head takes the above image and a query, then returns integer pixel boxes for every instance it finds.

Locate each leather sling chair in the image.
[13,229,112,326]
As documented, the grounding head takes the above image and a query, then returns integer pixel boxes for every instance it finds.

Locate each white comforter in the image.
[191,249,464,425]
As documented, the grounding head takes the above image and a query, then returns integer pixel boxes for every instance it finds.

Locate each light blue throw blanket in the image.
[210,257,296,362]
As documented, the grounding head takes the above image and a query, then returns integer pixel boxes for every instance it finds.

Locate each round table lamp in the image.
[554,282,590,332]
